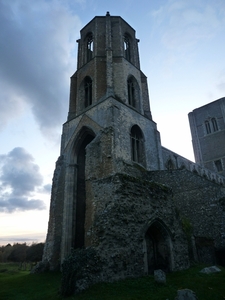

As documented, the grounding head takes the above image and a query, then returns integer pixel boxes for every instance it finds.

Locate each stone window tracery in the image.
[127,76,140,110]
[131,125,145,165]
[124,34,131,62]
[205,120,211,134]
[205,118,219,134]
[211,118,218,132]
[86,33,93,62]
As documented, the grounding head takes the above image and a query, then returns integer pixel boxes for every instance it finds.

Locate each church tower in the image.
[43,13,189,278]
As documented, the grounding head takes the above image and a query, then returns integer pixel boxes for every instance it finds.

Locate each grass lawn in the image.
[0,263,225,300]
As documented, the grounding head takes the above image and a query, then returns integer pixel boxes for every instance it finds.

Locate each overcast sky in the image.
[0,0,225,245]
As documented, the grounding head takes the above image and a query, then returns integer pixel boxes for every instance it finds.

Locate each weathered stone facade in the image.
[189,97,225,176]
[43,13,225,284]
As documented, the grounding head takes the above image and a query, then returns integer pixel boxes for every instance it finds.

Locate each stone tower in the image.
[42,14,225,283]
[189,97,225,176]
[42,13,197,280]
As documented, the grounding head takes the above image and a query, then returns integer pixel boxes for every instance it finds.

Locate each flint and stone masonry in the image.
[189,97,225,177]
[42,13,225,282]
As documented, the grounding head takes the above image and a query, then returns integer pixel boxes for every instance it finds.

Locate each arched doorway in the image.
[74,129,95,249]
[145,220,172,273]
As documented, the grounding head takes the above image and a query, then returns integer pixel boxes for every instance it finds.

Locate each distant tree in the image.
[26,243,44,262]
[1,244,13,262]
[8,243,28,262]
[0,247,3,262]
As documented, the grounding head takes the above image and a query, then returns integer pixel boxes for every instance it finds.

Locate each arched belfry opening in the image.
[145,220,172,274]
[86,32,93,62]
[124,33,131,62]
[73,128,96,249]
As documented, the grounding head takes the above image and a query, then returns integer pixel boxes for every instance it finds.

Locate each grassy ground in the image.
[0,263,225,300]
[0,263,61,300]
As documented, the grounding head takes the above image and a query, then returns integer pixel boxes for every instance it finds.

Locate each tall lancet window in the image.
[84,77,92,108]
[205,120,211,134]
[86,33,93,62]
[127,76,140,110]
[131,125,145,165]
[127,78,135,107]
[124,34,131,61]
[211,118,218,132]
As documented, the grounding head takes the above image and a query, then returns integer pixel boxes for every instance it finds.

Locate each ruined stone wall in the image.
[148,169,225,251]
[42,156,65,270]
[162,146,225,185]
[84,173,189,281]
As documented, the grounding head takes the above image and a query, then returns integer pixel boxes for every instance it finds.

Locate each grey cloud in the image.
[152,1,224,50]
[38,184,52,194]
[0,147,46,213]
[0,197,46,213]
[0,0,81,137]
[0,147,42,195]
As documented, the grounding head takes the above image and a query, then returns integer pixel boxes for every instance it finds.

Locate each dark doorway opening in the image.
[74,133,95,249]
[145,221,171,273]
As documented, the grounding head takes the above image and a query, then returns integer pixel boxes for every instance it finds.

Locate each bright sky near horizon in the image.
[0,0,225,246]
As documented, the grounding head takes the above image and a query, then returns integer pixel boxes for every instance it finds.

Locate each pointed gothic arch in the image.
[127,75,140,110]
[205,120,211,134]
[72,127,96,249]
[144,219,173,273]
[211,118,218,132]
[165,158,175,170]
[78,76,93,111]
[84,76,92,108]
[85,32,93,62]
[124,33,131,62]
[130,125,145,166]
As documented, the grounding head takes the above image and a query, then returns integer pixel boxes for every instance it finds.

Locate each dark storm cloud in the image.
[0,0,81,136]
[0,147,46,213]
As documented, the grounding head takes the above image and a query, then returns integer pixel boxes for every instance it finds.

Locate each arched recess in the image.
[72,126,96,249]
[130,125,145,166]
[78,76,93,111]
[85,32,93,63]
[144,219,173,273]
[127,75,140,111]
[165,158,175,170]
[124,33,132,62]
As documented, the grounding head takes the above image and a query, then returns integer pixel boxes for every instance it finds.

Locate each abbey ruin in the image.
[42,13,225,283]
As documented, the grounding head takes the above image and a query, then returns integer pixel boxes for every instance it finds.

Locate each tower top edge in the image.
[189,96,225,114]
[80,14,136,33]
